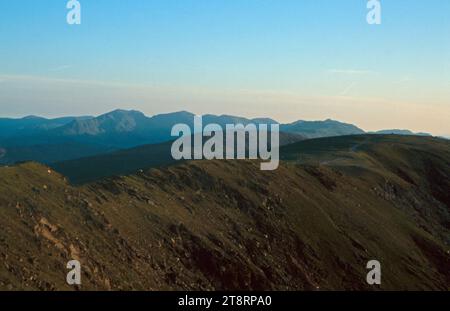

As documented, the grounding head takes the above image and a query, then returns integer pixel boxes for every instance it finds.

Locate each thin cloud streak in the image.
[48,65,73,72]
[328,69,377,75]
[339,82,357,96]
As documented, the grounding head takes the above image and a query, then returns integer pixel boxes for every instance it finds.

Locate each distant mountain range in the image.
[0,109,432,165]
[0,115,92,138]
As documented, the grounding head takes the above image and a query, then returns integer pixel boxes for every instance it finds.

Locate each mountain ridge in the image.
[0,134,448,290]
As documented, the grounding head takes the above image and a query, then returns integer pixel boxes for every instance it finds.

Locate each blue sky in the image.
[0,0,449,135]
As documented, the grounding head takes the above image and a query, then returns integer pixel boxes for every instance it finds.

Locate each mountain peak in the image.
[56,109,149,136]
[99,109,146,119]
[155,111,194,117]
[22,115,46,120]
[282,119,365,138]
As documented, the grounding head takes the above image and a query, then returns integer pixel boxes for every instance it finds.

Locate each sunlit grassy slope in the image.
[0,135,448,290]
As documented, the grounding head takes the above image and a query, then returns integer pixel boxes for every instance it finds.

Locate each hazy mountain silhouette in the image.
[0,115,92,138]
[280,119,365,138]
[372,129,431,136]
[0,109,434,165]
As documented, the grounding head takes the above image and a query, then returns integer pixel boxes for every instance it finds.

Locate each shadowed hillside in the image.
[0,135,448,290]
[51,131,305,184]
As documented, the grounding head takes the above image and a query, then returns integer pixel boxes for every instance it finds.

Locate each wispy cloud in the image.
[339,82,357,96]
[392,76,413,85]
[328,69,376,75]
[48,65,73,72]
[0,74,132,88]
